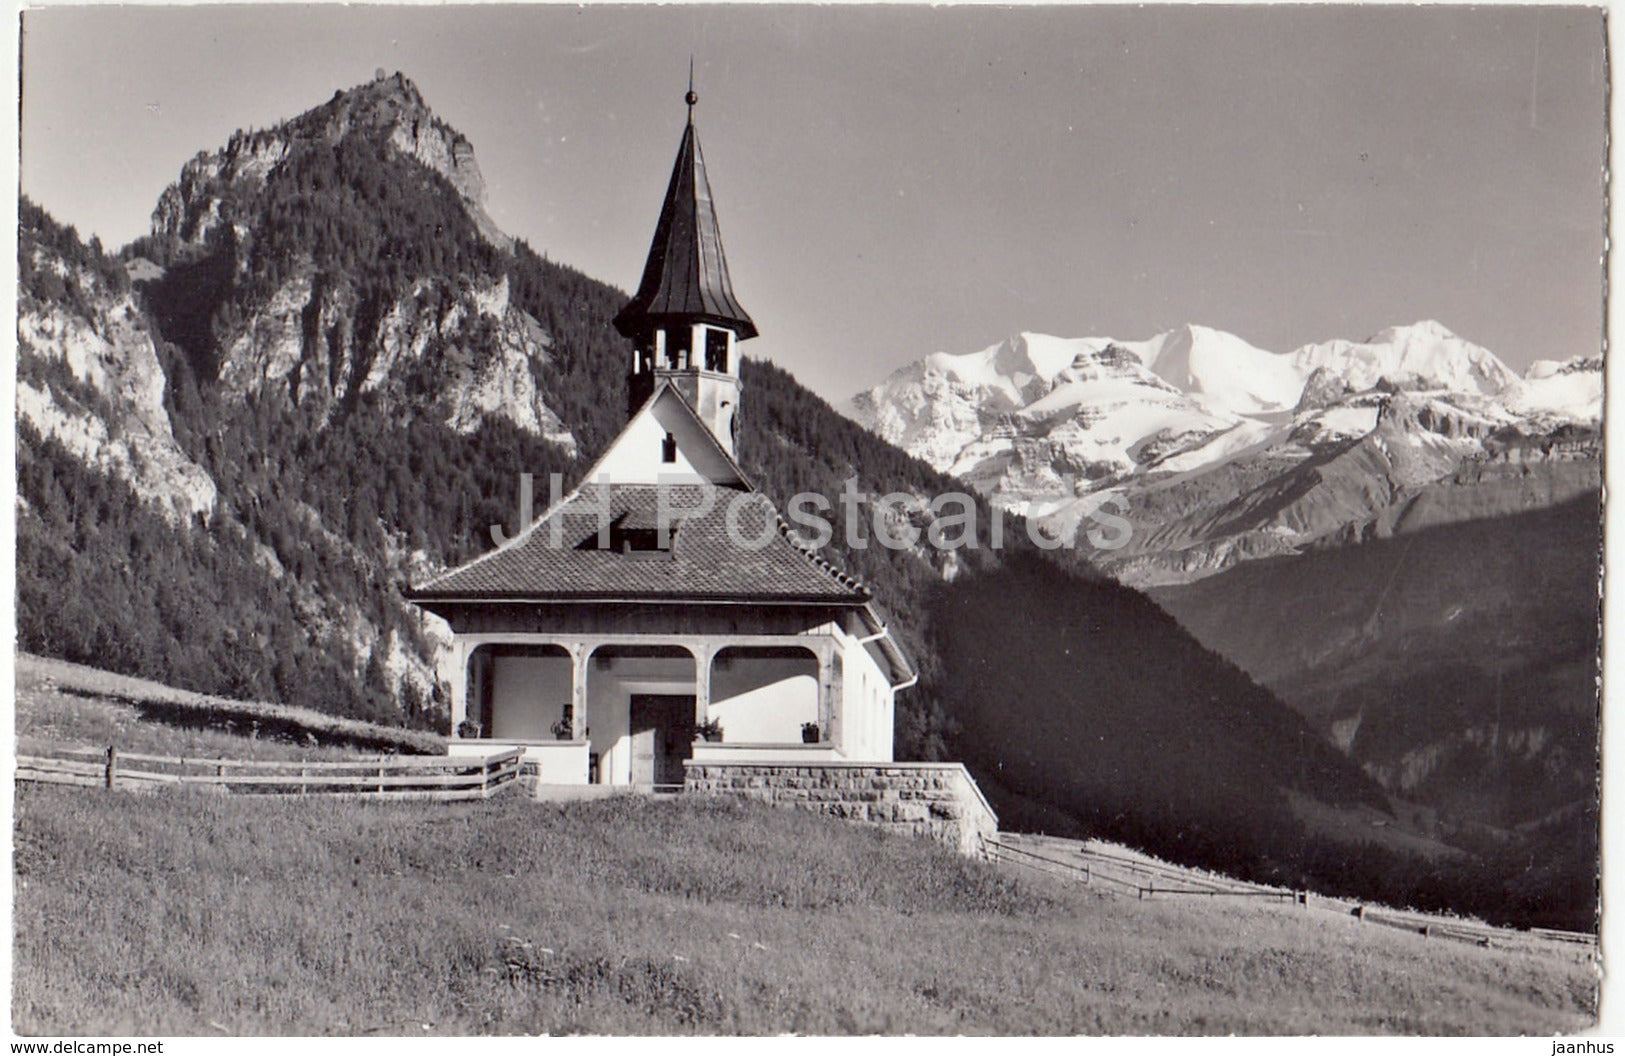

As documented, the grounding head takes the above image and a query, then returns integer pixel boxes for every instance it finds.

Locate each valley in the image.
[1152,493,1601,929]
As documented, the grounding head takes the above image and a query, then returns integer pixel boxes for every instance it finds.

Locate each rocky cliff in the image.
[153,71,507,252]
[17,203,216,520]
[16,73,603,727]
[140,71,572,448]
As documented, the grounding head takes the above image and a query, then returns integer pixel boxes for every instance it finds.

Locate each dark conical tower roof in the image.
[613,106,757,341]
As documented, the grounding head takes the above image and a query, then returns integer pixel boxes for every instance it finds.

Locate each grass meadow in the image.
[12,784,1597,1036]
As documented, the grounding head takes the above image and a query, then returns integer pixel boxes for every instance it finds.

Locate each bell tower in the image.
[613,77,756,457]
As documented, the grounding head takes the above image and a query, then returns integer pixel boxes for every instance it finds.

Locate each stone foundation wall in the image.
[684,761,998,856]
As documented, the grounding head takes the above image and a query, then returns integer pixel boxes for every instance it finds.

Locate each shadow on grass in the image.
[56,686,443,756]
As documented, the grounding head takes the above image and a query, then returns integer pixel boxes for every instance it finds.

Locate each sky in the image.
[18,4,1608,401]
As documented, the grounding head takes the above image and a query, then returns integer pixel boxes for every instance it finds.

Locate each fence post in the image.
[104,746,117,790]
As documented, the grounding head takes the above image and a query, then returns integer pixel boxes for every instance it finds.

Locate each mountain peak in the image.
[1371,319,1458,343]
[308,70,435,134]
[1291,320,1517,397]
[1138,324,1302,416]
[850,317,1595,581]
[357,69,423,101]
[996,332,1086,381]
[151,70,508,251]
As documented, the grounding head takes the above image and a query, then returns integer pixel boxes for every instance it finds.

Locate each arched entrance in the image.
[586,644,698,788]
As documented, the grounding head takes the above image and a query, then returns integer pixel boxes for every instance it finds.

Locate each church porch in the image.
[445,634,850,789]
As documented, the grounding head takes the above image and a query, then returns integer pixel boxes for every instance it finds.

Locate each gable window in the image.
[619,526,671,556]
[705,328,730,372]
[661,432,678,463]
[601,513,677,559]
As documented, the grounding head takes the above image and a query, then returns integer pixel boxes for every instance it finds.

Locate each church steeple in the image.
[615,79,754,455]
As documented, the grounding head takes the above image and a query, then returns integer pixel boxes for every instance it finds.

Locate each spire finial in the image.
[685,57,698,114]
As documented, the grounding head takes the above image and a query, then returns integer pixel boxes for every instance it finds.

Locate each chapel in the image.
[407,88,914,788]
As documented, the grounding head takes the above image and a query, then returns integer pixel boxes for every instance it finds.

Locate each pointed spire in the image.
[613,76,757,342]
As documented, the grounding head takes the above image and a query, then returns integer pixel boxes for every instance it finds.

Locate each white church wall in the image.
[590,390,741,486]
[489,652,572,740]
[837,639,897,762]
[709,650,819,743]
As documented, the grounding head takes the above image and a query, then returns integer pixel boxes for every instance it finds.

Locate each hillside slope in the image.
[1152,494,1600,822]
[927,553,1388,867]
[15,653,443,758]
[13,786,1595,1034]
[1152,494,1601,928]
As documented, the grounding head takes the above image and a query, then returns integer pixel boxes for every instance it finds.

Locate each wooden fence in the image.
[16,744,522,800]
[982,833,1597,955]
[985,834,1300,903]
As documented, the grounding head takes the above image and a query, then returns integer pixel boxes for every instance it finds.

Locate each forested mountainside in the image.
[1154,494,1601,827]
[19,194,578,723]
[15,73,1588,925]
[1152,492,1601,928]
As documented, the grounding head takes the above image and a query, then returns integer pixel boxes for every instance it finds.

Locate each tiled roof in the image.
[612,119,757,341]
[409,484,869,603]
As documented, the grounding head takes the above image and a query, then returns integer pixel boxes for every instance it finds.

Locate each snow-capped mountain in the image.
[1501,356,1605,421]
[1136,324,1307,416]
[851,331,1235,496]
[1283,320,1522,397]
[848,321,1601,585]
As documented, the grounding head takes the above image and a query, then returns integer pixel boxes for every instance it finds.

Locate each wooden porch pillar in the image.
[694,642,715,727]
[817,641,843,750]
[570,644,591,740]
[447,639,469,733]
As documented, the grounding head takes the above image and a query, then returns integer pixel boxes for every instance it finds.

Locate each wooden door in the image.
[629,695,696,788]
